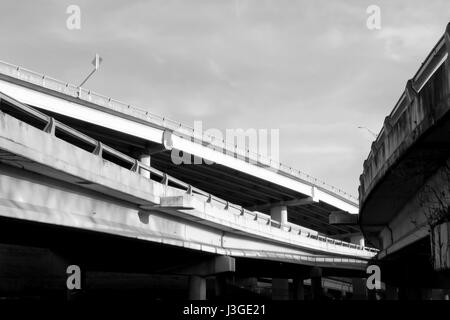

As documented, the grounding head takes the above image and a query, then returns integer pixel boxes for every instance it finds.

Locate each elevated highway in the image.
[0,57,376,299]
[359,22,450,297]
[0,59,359,237]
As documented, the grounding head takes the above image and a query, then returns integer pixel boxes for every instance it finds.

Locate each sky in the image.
[0,0,449,197]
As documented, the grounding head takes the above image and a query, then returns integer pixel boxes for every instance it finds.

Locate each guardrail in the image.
[0,91,378,255]
[0,60,358,204]
[364,33,449,173]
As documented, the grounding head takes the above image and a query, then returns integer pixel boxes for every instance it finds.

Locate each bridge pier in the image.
[270,205,289,300]
[213,274,237,299]
[292,277,305,300]
[351,278,368,300]
[349,235,365,247]
[270,205,287,225]
[398,287,422,300]
[188,276,206,300]
[171,256,235,300]
[272,278,289,300]
[385,284,398,300]
[138,154,151,179]
[310,267,323,300]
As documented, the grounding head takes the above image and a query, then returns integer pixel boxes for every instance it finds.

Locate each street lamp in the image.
[78,53,102,88]
[358,126,378,138]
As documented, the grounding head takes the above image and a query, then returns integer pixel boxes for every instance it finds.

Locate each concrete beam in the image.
[248,197,314,212]
[145,130,173,155]
[329,211,359,225]
[146,195,195,210]
[330,232,363,240]
[171,256,236,277]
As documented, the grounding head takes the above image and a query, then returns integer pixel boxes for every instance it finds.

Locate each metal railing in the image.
[0,60,358,204]
[0,92,378,255]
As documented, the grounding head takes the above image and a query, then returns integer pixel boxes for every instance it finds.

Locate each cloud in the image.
[1,0,449,195]
[376,25,442,61]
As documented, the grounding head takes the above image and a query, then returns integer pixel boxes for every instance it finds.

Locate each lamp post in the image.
[358,126,378,138]
[78,53,102,88]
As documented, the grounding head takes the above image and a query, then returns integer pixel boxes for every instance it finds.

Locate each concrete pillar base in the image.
[292,278,305,300]
[272,278,289,300]
[352,278,368,300]
[188,276,206,300]
[310,267,323,300]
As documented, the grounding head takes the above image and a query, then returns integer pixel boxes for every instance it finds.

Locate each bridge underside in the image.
[358,24,450,297]
[360,41,450,251]
[0,94,372,265]
[34,108,359,237]
[0,73,359,237]
[0,88,373,300]
[0,216,365,300]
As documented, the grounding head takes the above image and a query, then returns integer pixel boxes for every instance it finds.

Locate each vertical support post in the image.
[139,154,151,179]
[398,287,421,300]
[188,275,206,300]
[349,235,365,247]
[385,284,398,300]
[352,278,368,300]
[270,205,289,300]
[292,277,305,300]
[272,278,289,300]
[310,267,323,300]
[214,274,234,299]
[270,205,287,225]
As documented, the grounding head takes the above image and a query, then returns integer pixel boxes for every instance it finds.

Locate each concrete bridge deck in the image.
[359,23,450,253]
[358,22,450,294]
[0,91,376,268]
[0,60,360,237]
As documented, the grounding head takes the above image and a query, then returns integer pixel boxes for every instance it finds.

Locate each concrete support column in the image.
[422,288,447,300]
[215,274,235,298]
[139,154,151,179]
[235,277,257,290]
[214,275,226,298]
[341,290,348,300]
[421,288,433,300]
[310,267,323,300]
[398,287,421,300]
[292,278,305,300]
[350,235,365,247]
[270,205,287,225]
[188,275,206,300]
[352,278,368,300]
[272,278,289,300]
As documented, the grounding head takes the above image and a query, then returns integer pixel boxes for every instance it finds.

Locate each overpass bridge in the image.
[359,22,450,299]
[0,57,376,300]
